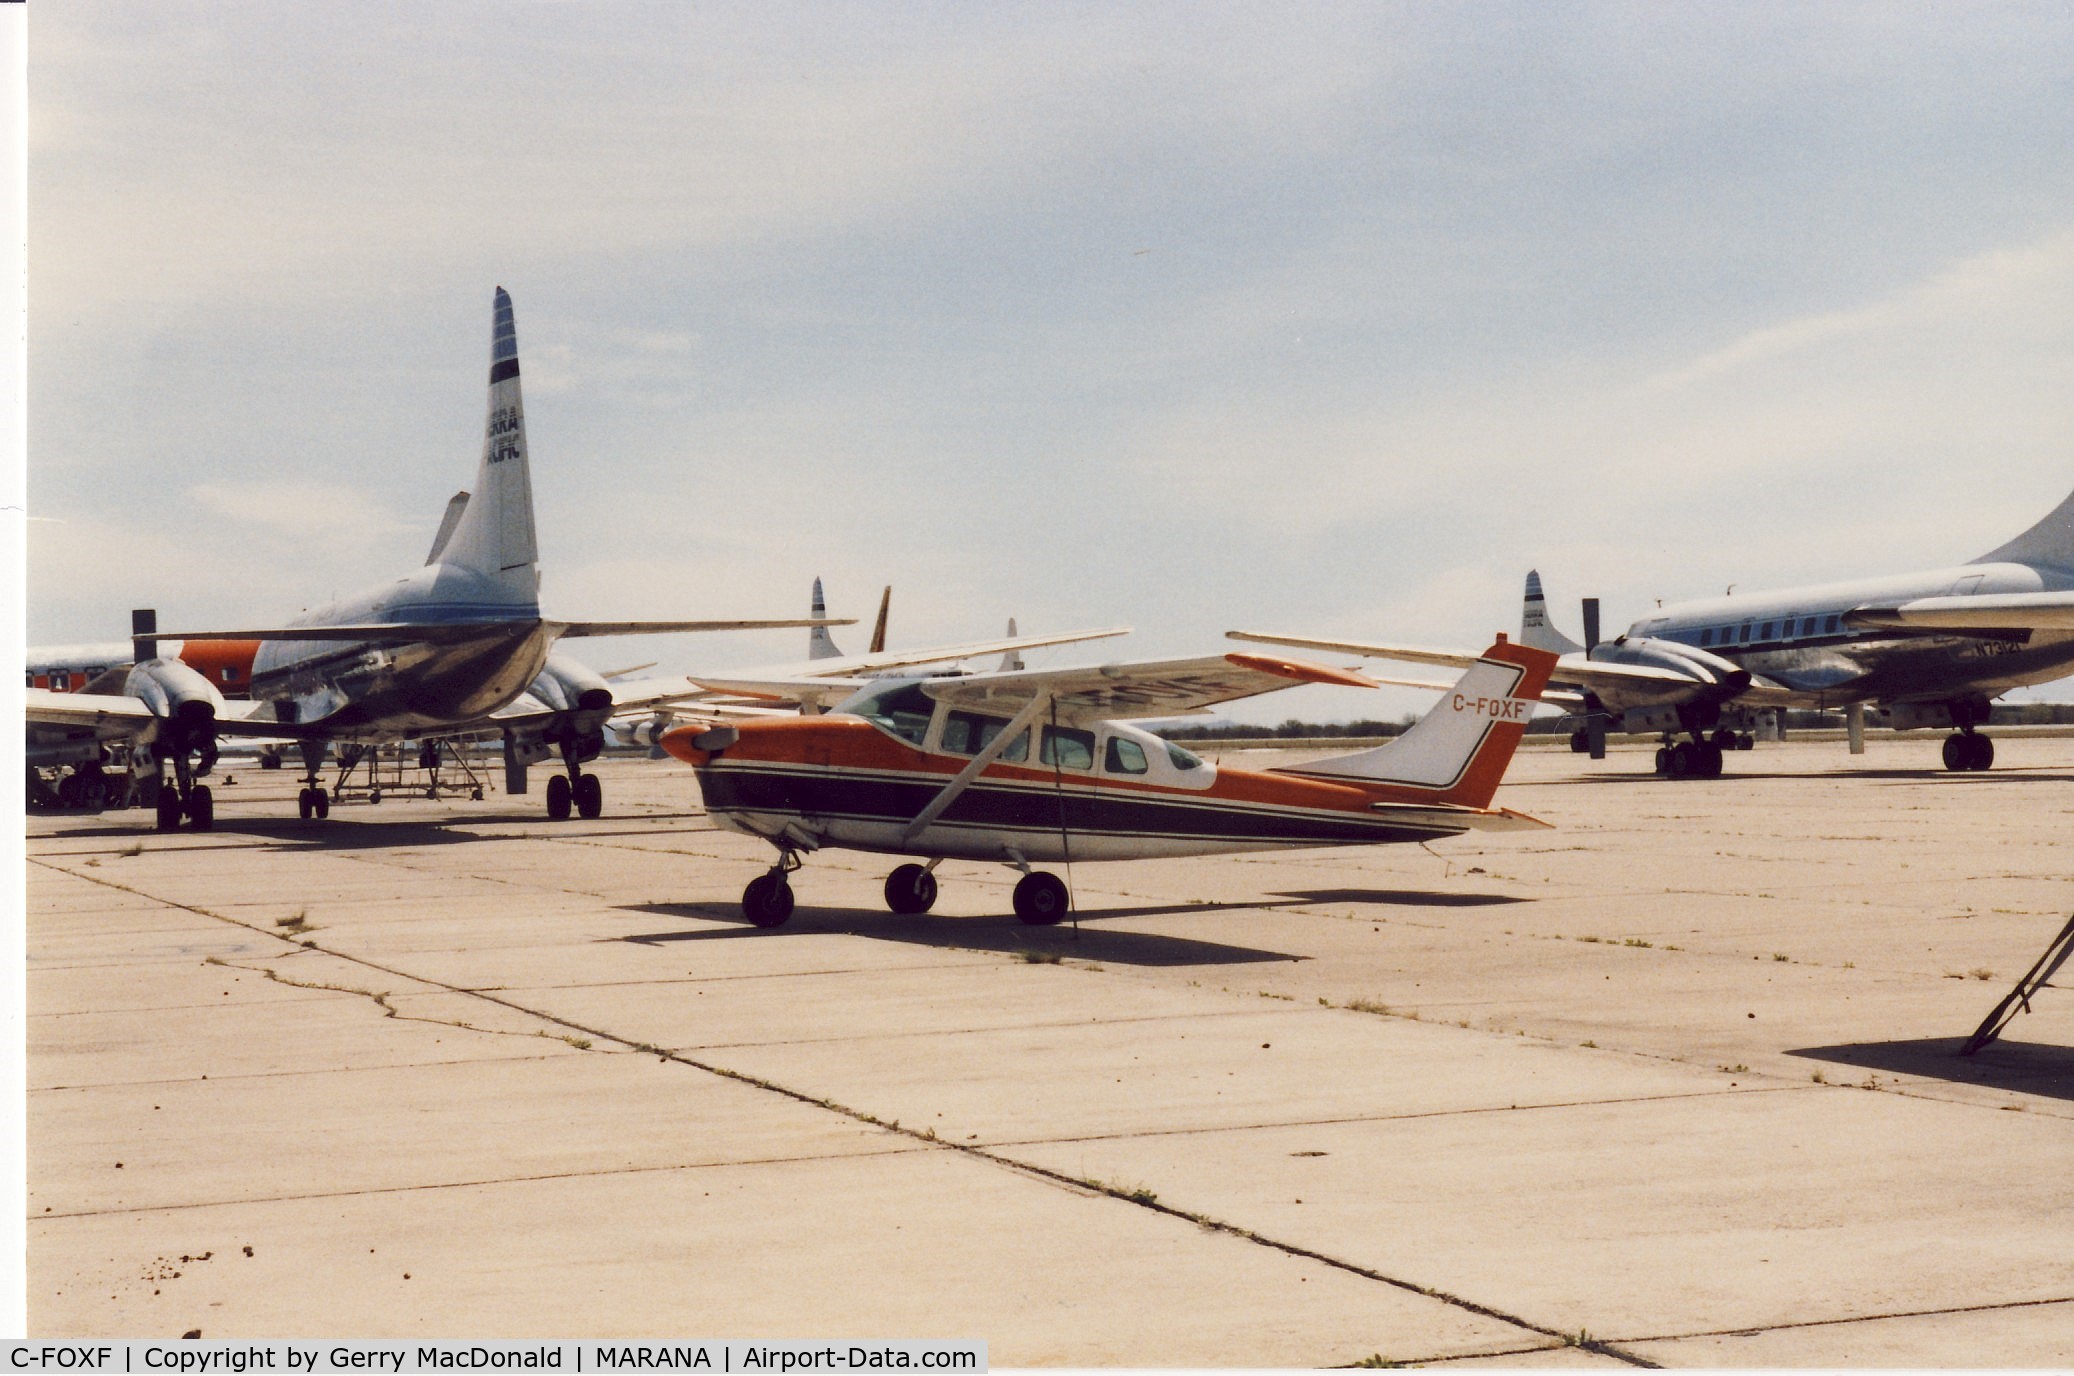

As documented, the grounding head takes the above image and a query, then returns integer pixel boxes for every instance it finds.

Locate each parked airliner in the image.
[1234,483,2074,777]
[26,288,844,830]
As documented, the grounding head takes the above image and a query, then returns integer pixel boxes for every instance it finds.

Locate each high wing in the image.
[691,651,1377,726]
[680,626,1137,712]
[551,617,851,638]
[1844,591,2074,633]
[918,652,1377,726]
[1227,631,1797,707]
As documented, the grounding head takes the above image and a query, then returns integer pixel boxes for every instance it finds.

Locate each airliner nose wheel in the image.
[742,873,796,927]
[1012,872,1070,925]
[185,785,213,831]
[296,786,331,820]
[545,773,572,820]
[1942,732,1994,771]
[1655,739,1725,780]
[884,864,939,915]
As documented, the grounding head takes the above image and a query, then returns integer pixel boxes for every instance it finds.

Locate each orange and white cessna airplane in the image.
[663,637,1558,925]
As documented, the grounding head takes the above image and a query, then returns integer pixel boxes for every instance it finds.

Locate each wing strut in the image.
[900,691,1053,845]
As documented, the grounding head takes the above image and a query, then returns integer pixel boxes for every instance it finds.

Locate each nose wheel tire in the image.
[1012,871,1070,925]
[546,773,572,820]
[742,873,796,927]
[884,864,939,914]
[574,772,603,819]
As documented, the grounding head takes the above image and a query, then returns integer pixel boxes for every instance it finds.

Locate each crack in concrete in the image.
[36,856,1661,1368]
[1611,1292,2074,1347]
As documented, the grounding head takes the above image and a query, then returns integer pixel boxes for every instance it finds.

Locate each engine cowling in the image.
[525,656,613,714]
[123,657,225,772]
[1591,636,1751,693]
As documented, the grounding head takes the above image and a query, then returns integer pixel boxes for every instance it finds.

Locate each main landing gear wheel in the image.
[1657,740,1724,780]
[156,790,183,831]
[1942,733,1994,772]
[884,864,939,915]
[545,773,572,820]
[1012,872,1070,925]
[742,873,795,927]
[185,785,213,831]
[574,772,603,819]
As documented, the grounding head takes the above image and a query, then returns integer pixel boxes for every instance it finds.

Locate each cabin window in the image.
[1759,622,1774,641]
[1040,725,1096,771]
[1104,737,1149,775]
[940,709,1028,763]
[1826,614,1841,634]
[840,680,936,747]
[50,673,70,691]
[1738,622,1752,644]
[1166,742,1205,771]
[1699,628,1713,646]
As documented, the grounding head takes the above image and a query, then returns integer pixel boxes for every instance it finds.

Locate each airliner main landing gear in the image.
[1942,731,1994,772]
[1653,736,1725,780]
[545,730,605,820]
[295,740,330,821]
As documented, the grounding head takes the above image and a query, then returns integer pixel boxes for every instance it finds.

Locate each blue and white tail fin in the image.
[1520,570,1584,656]
[807,578,845,660]
[435,287,540,605]
[1975,485,2074,572]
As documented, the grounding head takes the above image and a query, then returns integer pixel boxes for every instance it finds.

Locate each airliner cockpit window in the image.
[839,681,936,747]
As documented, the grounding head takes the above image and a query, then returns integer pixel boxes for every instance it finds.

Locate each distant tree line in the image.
[1157,702,2074,742]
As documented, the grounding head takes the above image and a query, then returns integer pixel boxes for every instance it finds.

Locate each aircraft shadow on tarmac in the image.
[614,901,1306,967]
[1520,766,2074,786]
[1271,887,1528,907]
[1787,1038,2074,1103]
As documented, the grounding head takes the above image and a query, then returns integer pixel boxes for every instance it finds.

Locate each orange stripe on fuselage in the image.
[666,717,1422,817]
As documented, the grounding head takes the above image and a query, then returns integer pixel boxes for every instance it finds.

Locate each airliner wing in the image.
[1226,631,1793,707]
[160,622,541,643]
[28,690,284,738]
[1845,591,2074,633]
[919,652,1377,726]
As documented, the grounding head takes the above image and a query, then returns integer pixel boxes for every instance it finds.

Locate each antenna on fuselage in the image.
[1581,597,1606,761]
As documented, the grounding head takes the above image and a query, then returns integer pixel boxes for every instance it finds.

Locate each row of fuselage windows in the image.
[1688,613,1845,650]
[852,683,1196,777]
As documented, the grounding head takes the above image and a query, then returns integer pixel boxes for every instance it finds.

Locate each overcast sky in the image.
[26,1,2074,722]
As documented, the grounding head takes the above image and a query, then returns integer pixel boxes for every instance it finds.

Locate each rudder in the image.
[434,287,541,605]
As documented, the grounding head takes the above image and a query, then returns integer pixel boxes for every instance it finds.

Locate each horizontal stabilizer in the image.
[553,617,854,638]
[1846,591,2074,632]
[156,621,541,644]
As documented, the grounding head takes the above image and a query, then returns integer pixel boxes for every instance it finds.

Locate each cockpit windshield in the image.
[835,680,936,747]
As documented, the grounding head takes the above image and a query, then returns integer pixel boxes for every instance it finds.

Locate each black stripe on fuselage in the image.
[490,358,521,383]
[695,763,1453,847]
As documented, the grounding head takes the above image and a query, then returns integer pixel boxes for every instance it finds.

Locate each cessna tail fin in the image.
[807,578,845,660]
[1520,570,1585,655]
[1974,485,2074,572]
[1287,640,1557,809]
[999,618,1025,672]
[435,287,540,604]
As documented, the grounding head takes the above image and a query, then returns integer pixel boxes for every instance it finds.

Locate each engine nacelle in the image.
[1618,705,1686,735]
[1592,636,1751,692]
[123,657,224,772]
[525,655,614,714]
